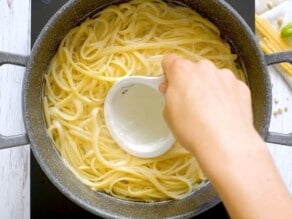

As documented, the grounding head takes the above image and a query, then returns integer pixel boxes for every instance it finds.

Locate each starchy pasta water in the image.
[43,0,245,201]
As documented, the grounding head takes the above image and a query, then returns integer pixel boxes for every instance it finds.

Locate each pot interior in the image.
[23,0,271,218]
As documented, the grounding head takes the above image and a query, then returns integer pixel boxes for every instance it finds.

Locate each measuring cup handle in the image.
[0,51,30,149]
[144,76,165,91]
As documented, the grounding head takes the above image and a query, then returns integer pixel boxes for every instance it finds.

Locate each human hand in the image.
[160,55,255,166]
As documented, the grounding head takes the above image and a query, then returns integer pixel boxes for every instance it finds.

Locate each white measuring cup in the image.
[104,76,175,158]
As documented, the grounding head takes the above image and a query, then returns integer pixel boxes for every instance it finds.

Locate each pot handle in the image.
[265,51,292,65]
[0,51,28,67]
[265,132,292,146]
[0,51,29,149]
[264,51,292,146]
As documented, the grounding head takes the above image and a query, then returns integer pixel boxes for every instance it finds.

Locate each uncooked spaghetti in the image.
[255,15,292,76]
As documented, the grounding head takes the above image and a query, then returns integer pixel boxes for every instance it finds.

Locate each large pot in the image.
[0,0,292,218]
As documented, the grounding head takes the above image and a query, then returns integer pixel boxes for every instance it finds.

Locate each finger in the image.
[159,80,168,93]
[161,54,182,78]
[161,54,197,89]
[219,68,237,81]
[216,68,236,87]
[194,59,218,76]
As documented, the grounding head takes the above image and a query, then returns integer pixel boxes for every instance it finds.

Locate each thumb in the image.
[159,80,168,94]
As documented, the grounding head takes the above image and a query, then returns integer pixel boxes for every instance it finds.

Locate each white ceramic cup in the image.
[104,76,175,158]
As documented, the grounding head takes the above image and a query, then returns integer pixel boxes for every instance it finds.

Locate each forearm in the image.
[194,130,292,219]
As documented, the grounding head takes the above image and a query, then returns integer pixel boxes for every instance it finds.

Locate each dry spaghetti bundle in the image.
[256,15,292,76]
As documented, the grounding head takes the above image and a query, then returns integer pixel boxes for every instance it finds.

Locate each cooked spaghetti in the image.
[43,0,245,201]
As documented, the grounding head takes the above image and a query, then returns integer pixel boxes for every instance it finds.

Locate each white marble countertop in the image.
[0,0,291,218]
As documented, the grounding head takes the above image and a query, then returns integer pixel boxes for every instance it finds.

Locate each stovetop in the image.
[31,1,254,218]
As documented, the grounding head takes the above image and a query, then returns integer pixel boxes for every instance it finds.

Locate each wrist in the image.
[191,126,265,179]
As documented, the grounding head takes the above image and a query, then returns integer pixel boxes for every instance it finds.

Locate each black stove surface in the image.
[31,1,254,218]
